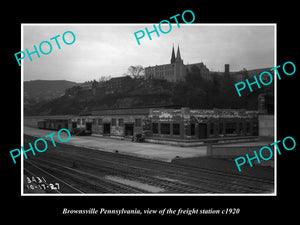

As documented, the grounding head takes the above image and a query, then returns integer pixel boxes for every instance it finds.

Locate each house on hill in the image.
[104,76,133,94]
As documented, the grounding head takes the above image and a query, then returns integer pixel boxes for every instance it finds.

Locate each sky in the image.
[23,24,275,83]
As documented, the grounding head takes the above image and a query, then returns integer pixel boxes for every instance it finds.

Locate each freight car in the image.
[37,119,69,131]
[37,120,46,129]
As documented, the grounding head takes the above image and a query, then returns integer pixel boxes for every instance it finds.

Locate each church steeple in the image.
[176,45,181,60]
[171,44,176,63]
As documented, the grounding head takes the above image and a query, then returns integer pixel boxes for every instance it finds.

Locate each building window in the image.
[161,123,171,135]
[191,123,195,136]
[92,119,96,125]
[82,118,86,125]
[219,123,223,135]
[135,118,141,127]
[173,123,180,135]
[239,122,243,134]
[210,123,214,135]
[253,122,258,136]
[246,122,251,134]
[152,123,158,134]
[225,122,237,134]
[111,118,116,126]
[98,118,102,125]
[77,118,81,125]
[118,118,124,126]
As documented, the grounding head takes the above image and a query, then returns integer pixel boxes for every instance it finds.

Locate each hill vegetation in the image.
[24,80,78,105]
[24,68,273,116]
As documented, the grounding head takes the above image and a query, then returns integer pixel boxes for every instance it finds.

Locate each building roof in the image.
[108,76,132,82]
[185,62,206,72]
[90,108,150,116]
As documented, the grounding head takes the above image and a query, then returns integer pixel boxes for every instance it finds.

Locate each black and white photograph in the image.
[4,3,298,221]
[22,24,275,195]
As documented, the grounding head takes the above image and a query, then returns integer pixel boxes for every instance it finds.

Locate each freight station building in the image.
[38,107,259,144]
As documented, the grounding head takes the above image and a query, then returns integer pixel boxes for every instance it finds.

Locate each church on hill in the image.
[145,45,210,82]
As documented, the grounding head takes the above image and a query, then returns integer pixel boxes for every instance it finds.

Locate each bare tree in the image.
[126,65,145,78]
[98,75,112,83]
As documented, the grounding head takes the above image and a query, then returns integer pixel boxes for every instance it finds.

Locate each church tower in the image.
[175,45,183,63]
[173,45,185,82]
[170,44,176,64]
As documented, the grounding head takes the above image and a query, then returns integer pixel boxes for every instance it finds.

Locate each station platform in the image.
[23,126,207,162]
[23,126,275,168]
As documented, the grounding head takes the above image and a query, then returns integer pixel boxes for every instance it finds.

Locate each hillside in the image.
[24,80,78,105]
[25,78,175,116]
[24,69,274,116]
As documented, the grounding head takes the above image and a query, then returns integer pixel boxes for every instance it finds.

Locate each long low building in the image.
[149,108,258,140]
[36,107,259,141]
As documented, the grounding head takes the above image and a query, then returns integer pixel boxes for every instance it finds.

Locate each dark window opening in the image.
[103,123,110,135]
[219,123,223,135]
[239,122,243,134]
[246,122,251,134]
[253,122,258,136]
[210,123,214,135]
[191,123,195,136]
[161,123,170,135]
[173,123,180,135]
[125,123,134,136]
[152,123,158,134]
[86,122,92,132]
[225,122,237,134]
[198,123,207,139]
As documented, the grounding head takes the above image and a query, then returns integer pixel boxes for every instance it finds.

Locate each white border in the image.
[21,24,24,195]
[21,23,277,196]
[274,24,277,195]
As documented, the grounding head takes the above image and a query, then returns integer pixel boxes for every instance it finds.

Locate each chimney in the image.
[225,64,230,77]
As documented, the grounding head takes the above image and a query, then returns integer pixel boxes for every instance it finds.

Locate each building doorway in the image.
[125,123,134,136]
[86,122,92,133]
[198,123,207,139]
[103,123,111,135]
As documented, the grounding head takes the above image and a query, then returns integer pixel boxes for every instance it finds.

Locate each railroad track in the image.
[29,149,273,193]
[32,156,212,193]
[23,135,274,194]
[24,160,84,194]
[57,149,274,193]
[28,159,144,194]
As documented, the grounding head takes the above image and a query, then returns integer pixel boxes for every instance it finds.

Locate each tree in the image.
[125,65,145,78]
[98,75,111,83]
[241,68,249,79]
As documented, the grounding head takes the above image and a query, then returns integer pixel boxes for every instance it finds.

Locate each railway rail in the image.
[24,161,84,194]
[23,135,274,194]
